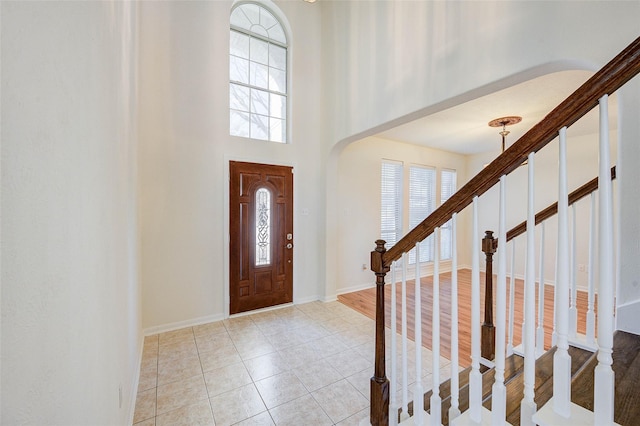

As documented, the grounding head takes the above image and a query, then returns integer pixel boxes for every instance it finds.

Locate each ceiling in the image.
[375,70,614,156]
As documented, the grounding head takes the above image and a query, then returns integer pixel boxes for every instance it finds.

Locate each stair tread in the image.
[571,331,640,425]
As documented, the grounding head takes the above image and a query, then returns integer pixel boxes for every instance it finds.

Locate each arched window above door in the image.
[230,3,289,143]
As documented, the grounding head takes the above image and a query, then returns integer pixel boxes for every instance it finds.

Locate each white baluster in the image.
[521,152,537,425]
[390,262,399,426]
[414,243,424,425]
[536,222,546,357]
[594,94,615,424]
[507,240,516,357]
[431,228,441,426]
[449,213,461,422]
[471,198,482,422]
[452,197,485,425]
[553,126,572,417]
[492,175,508,424]
[569,203,578,339]
[586,193,596,345]
[401,253,409,421]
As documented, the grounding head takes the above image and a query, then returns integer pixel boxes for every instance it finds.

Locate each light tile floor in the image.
[133,301,455,426]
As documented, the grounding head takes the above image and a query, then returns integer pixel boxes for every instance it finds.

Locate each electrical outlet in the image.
[362,263,367,271]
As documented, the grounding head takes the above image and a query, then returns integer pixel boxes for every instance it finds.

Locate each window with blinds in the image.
[380,161,403,249]
[440,169,457,259]
[408,165,436,264]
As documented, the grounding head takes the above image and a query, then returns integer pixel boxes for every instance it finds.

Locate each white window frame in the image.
[229,2,289,143]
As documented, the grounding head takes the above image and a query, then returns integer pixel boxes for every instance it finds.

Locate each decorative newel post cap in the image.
[374,240,387,253]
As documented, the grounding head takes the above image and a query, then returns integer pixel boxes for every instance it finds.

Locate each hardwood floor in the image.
[338,268,594,368]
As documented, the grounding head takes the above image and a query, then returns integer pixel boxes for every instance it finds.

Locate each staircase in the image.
[368,36,640,426]
[401,332,640,425]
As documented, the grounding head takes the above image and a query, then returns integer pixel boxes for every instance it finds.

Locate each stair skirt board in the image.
[450,407,511,426]
[532,397,620,426]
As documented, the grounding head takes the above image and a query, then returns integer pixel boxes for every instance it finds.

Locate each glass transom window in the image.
[230,3,288,143]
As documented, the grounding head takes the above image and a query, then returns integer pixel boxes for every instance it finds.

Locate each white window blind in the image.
[409,165,435,264]
[440,169,457,259]
[381,161,403,249]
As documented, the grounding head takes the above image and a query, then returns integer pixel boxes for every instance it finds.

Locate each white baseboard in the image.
[127,335,145,425]
[293,295,320,305]
[336,282,375,296]
[143,312,225,336]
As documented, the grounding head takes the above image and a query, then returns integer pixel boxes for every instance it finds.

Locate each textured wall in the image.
[1,1,141,423]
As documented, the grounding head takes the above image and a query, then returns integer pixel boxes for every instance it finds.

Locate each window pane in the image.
[381,161,403,249]
[230,56,249,84]
[230,83,250,112]
[230,7,252,30]
[269,45,286,70]
[268,25,286,44]
[409,165,435,263]
[270,93,286,119]
[239,4,260,26]
[269,67,286,93]
[255,188,271,266]
[250,62,269,90]
[259,8,277,30]
[250,38,269,65]
[230,31,249,59]
[250,88,269,115]
[440,169,457,259]
[250,114,269,140]
[230,109,250,138]
[269,118,284,143]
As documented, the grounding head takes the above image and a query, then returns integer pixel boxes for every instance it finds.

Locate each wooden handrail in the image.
[382,36,640,267]
[506,166,616,242]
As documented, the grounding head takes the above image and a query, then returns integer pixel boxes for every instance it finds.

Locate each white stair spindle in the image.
[594,94,615,424]
[507,240,516,357]
[536,222,546,357]
[569,203,578,338]
[521,152,537,425]
[414,243,424,425]
[390,262,399,426]
[492,175,508,424]
[469,197,482,422]
[553,126,572,418]
[449,214,461,422]
[451,202,491,425]
[401,253,409,420]
[431,228,441,426]
[586,193,596,345]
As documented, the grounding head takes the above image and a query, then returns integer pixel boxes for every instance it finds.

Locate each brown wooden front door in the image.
[229,161,293,314]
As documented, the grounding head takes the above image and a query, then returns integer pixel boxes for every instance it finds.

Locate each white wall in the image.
[137,0,324,329]
[616,74,640,334]
[336,136,468,293]
[1,1,141,424]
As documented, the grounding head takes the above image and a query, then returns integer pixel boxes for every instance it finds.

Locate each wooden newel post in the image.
[481,230,498,360]
[370,239,390,426]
